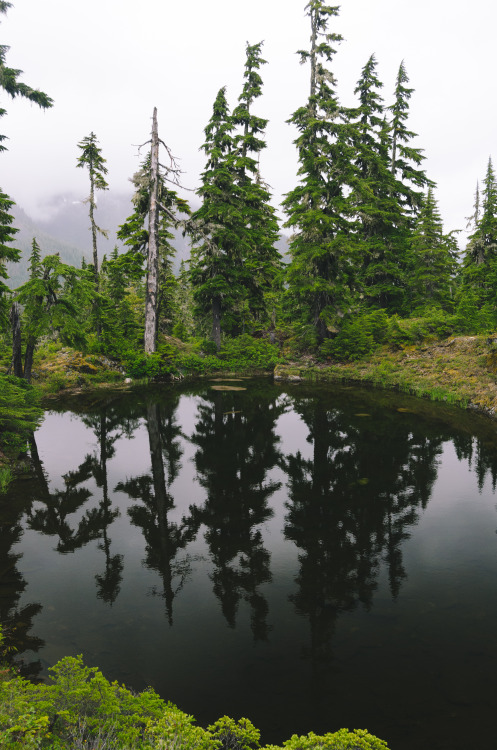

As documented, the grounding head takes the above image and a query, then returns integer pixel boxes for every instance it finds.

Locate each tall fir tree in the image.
[389,60,428,198]
[189,87,252,349]
[75,132,109,287]
[350,54,406,311]
[231,41,281,328]
[283,1,355,343]
[409,188,458,310]
[461,157,497,311]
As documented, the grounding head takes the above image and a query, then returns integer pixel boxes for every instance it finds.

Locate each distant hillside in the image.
[6,202,89,288]
[6,192,289,287]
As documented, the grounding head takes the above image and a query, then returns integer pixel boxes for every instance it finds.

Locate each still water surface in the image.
[2,380,497,749]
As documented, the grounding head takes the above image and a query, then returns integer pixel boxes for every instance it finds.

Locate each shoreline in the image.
[274,335,497,422]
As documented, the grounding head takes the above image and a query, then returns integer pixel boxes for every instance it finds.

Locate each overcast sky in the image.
[1,0,494,240]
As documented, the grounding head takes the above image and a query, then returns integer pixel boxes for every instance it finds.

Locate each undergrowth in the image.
[0,651,389,750]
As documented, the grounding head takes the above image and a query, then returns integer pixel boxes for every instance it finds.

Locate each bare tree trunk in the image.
[269,305,276,345]
[212,296,221,352]
[23,338,36,383]
[144,107,160,354]
[89,172,99,288]
[10,302,23,377]
[88,163,103,338]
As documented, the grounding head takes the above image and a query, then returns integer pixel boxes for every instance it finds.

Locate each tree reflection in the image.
[282,392,444,664]
[116,396,200,624]
[27,406,130,604]
[190,385,285,640]
[0,446,44,678]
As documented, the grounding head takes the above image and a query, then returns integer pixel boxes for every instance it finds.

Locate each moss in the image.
[276,335,497,419]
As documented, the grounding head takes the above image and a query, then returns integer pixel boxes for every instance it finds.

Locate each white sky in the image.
[0,0,493,238]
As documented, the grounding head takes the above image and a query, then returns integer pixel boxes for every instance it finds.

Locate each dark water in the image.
[2,379,497,749]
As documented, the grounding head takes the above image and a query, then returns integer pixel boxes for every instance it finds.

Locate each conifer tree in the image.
[18,238,42,381]
[0,2,52,328]
[0,2,53,152]
[388,60,432,308]
[349,58,433,313]
[351,55,405,310]
[231,42,281,327]
[283,1,355,343]
[76,132,109,287]
[0,189,18,326]
[389,61,430,208]
[99,248,141,354]
[461,157,497,310]
[16,253,94,380]
[189,87,251,349]
[409,188,458,310]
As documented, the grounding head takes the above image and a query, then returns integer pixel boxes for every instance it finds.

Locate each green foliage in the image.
[0,374,41,456]
[0,653,207,749]
[219,334,282,370]
[208,716,260,750]
[266,728,389,750]
[43,372,69,394]
[189,42,281,348]
[121,334,282,379]
[0,3,53,154]
[283,2,355,341]
[0,465,12,493]
[320,307,462,361]
[386,308,457,346]
[321,319,375,361]
[15,252,96,359]
[0,652,390,750]
[122,350,175,380]
[172,321,189,341]
[320,310,389,361]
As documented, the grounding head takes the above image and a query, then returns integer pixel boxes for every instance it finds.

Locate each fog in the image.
[1,0,494,239]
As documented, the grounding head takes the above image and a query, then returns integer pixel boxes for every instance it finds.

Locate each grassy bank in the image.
[275,335,497,419]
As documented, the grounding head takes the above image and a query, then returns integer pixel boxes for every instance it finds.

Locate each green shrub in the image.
[172,322,189,342]
[265,728,390,750]
[208,716,260,750]
[0,648,390,750]
[0,375,42,457]
[123,348,180,380]
[363,309,389,344]
[44,373,68,394]
[386,308,457,347]
[320,318,375,362]
[0,466,12,494]
[220,334,282,371]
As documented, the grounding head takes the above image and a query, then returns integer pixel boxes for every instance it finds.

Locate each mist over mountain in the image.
[6,191,289,288]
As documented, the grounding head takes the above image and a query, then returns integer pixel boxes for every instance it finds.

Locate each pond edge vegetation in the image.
[0,627,392,750]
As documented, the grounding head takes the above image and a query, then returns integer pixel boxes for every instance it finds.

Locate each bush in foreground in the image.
[0,653,390,749]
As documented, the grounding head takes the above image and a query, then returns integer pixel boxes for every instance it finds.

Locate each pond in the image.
[2,379,497,750]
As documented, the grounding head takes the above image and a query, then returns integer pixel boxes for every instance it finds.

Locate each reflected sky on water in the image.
[2,380,497,750]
